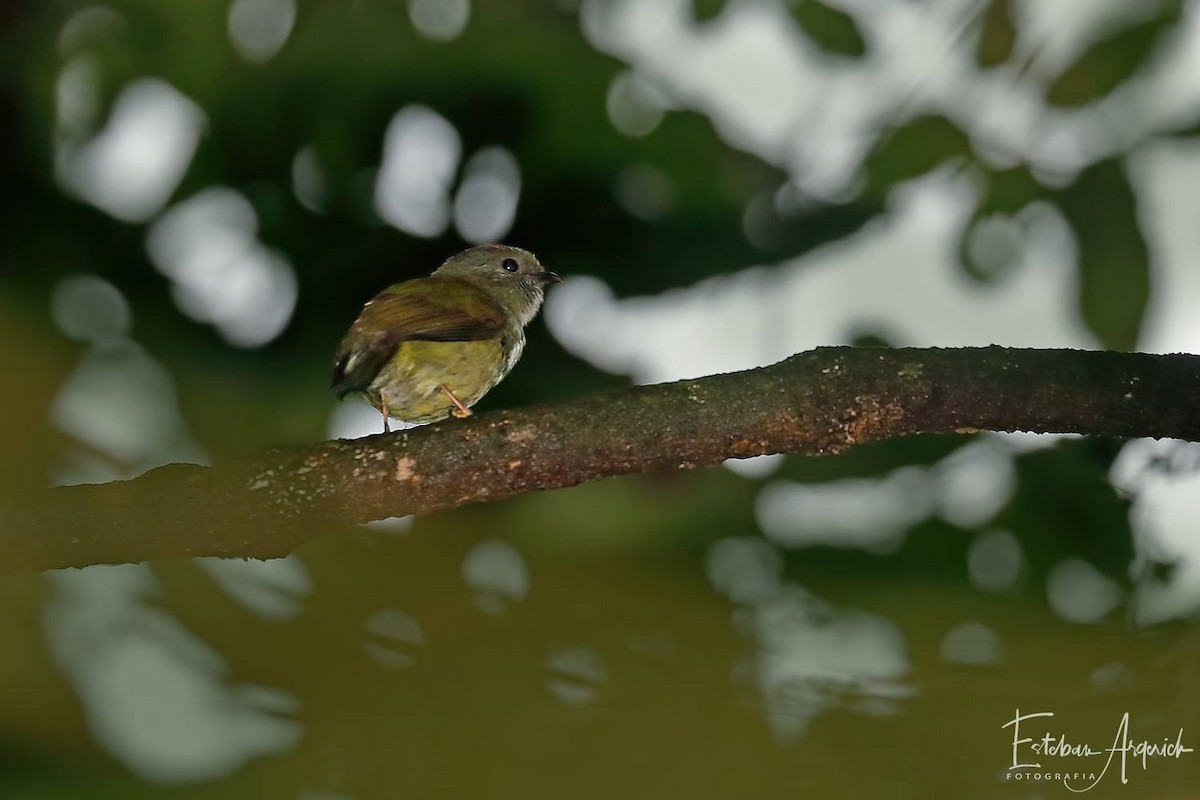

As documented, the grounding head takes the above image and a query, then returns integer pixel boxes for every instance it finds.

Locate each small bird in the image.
[332,244,561,432]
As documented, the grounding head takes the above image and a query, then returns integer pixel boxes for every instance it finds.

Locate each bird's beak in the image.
[539,271,563,284]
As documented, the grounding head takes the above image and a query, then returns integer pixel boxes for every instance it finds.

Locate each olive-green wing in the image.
[331,278,506,398]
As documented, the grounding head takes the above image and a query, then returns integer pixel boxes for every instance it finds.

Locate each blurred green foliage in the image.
[1055,159,1151,351]
[975,0,1015,68]
[1044,0,1183,108]
[862,115,973,195]
[789,0,867,58]
[1,0,1198,796]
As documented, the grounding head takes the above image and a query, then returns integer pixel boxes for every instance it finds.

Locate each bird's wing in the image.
[331,278,506,398]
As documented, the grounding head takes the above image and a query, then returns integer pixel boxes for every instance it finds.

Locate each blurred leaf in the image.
[1170,117,1200,138]
[1045,12,1177,107]
[740,188,882,254]
[862,115,973,194]
[791,0,867,58]
[1054,159,1149,350]
[847,331,897,348]
[958,165,1045,284]
[979,164,1044,215]
[691,0,729,24]
[976,0,1016,68]
[998,439,1136,584]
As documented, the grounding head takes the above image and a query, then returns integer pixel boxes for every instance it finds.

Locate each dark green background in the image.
[1,0,1198,797]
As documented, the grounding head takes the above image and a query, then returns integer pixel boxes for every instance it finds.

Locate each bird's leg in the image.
[439,384,473,418]
[382,400,391,433]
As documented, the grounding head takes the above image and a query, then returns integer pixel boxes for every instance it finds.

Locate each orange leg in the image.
[382,400,391,433]
[439,385,473,418]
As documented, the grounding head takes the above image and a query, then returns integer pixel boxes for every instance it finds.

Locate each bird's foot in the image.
[440,385,473,418]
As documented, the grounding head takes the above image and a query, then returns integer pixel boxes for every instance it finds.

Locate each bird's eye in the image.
[501,257,519,273]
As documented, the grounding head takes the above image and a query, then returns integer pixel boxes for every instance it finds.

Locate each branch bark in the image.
[3,346,1198,574]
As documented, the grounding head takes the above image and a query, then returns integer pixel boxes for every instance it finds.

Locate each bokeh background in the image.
[3,0,1200,797]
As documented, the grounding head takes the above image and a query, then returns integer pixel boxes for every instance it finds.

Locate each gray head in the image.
[433,244,561,326]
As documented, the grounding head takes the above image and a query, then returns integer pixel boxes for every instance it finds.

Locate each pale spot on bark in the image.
[395,456,419,482]
[505,425,537,445]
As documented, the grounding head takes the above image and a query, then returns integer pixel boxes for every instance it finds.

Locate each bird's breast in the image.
[366,331,523,423]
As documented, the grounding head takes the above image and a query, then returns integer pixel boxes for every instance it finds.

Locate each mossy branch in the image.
[2,346,1198,575]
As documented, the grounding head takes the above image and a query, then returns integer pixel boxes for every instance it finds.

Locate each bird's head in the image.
[433,244,560,325]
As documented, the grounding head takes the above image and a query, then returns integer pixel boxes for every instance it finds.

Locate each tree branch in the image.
[3,346,1198,574]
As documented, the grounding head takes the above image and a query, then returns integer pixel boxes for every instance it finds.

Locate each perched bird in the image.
[332,244,560,432]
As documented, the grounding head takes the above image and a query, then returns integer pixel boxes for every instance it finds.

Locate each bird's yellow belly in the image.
[367,339,505,424]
